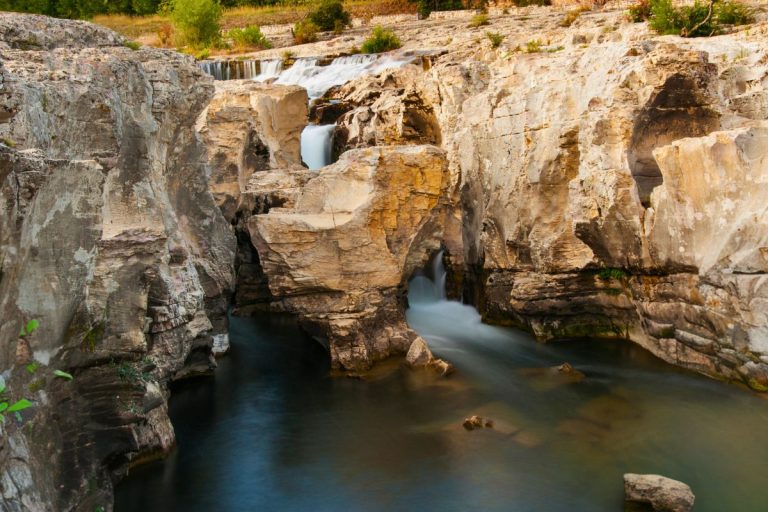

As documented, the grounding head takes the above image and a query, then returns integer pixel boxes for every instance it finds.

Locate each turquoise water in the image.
[116,282,768,511]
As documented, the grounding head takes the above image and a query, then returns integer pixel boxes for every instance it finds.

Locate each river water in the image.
[116,274,768,511]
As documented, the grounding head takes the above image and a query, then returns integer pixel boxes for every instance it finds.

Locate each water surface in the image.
[116,284,768,511]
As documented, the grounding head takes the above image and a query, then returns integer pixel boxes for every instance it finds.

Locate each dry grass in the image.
[94,0,415,45]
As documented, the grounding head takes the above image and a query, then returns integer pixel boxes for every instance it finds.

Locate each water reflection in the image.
[116,277,768,511]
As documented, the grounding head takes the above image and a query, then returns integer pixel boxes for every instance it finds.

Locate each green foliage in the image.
[124,40,141,50]
[0,0,161,18]
[19,319,39,338]
[307,0,350,32]
[649,0,753,37]
[0,376,33,425]
[511,0,550,6]
[53,370,74,381]
[627,0,651,22]
[227,25,272,49]
[597,268,629,280]
[25,362,39,374]
[168,0,222,48]
[485,31,503,48]
[560,7,588,27]
[411,0,464,19]
[469,13,489,27]
[525,39,542,53]
[360,25,401,53]
[115,361,151,383]
[293,19,319,44]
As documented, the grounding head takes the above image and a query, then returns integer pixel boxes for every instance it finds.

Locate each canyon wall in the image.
[325,13,768,388]
[0,14,235,510]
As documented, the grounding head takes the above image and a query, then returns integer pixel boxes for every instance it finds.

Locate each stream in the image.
[115,272,768,511]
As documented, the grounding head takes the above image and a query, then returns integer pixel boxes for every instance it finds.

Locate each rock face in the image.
[248,145,450,370]
[0,13,235,511]
[325,16,768,390]
[624,473,695,512]
[197,81,308,221]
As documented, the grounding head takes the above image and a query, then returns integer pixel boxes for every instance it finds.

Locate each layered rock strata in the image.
[0,14,235,510]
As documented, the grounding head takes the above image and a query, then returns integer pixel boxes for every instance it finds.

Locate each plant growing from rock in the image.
[361,25,401,53]
[0,376,32,424]
[486,31,503,48]
[469,13,490,27]
[166,0,222,48]
[560,7,589,27]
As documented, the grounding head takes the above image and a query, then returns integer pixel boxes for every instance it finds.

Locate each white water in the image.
[301,124,335,170]
[253,59,284,82]
[199,60,260,80]
[276,54,414,100]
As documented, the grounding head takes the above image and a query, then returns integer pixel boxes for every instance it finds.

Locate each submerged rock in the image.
[624,473,695,512]
[462,415,494,431]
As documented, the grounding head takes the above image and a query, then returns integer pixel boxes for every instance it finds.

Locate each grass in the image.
[94,0,416,44]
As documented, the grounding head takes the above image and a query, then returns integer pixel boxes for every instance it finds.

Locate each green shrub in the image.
[227,25,272,50]
[511,0,551,6]
[293,19,320,44]
[560,7,588,27]
[168,0,222,48]
[469,13,490,27]
[123,40,141,50]
[525,39,543,52]
[307,0,351,32]
[360,25,402,53]
[649,0,753,37]
[627,0,651,22]
[412,0,464,19]
[486,31,503,48]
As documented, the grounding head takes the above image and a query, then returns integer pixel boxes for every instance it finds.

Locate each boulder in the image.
[248,145,450,371]
[624,474,695,512]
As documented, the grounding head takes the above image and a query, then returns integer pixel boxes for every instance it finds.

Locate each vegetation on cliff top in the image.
[629,0,753,37]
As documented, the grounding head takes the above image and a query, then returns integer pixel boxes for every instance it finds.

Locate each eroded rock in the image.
[624,473,695,512]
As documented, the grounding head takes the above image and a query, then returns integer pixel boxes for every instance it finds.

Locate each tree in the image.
[168,0,222,48]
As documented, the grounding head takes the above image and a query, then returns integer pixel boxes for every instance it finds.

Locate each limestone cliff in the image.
[0,14,235,510]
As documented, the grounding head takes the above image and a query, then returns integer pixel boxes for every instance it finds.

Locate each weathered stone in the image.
[248,145,450,371]
[624,473,695,512]
[0,13,235,511]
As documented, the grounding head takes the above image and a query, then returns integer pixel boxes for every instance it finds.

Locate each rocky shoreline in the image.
[1,5,768,510]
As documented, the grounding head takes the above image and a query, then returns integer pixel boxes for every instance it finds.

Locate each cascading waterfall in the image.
[285,54,416,170]
[253,59,283,82]
[202,53,418,170]
[409,250,448,303]
[300,124,336,170]
[199,59,261,80]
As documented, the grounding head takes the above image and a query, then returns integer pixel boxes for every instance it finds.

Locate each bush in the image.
[227,25,272,50]
[360,25,401,53]
[168,0,222,48]
[560,7,588,27]
[486,31,503,48]
[123,40,141,50]
[649,0,753,37]
[469,13,490,27]
[412,0,464,19]
[511,0,551,6]
[293,19,320,44]
[627,0,651,22]
[525,39,542,52]
[307,0,351,32]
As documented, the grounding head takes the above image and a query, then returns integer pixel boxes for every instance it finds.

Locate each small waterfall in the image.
[254,59,283,82]
[198,59,261,80]
[276,54,412,100]
[301,125,335,170]
[409,250,447,304]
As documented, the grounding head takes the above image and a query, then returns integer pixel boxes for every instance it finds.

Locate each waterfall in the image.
[301,125,335,170]
[276,54,412,100]
[199,59,261,80]
[409,250,447,304]
[254,59,283,82]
